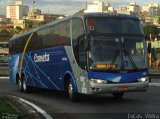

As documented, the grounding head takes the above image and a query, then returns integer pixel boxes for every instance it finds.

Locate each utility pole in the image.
[86,0,88,10]
[33,0,35,17]
[33,0,35,11]
[32,0,36,28]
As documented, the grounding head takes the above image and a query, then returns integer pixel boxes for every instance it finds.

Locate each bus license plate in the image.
[118,86,128,91]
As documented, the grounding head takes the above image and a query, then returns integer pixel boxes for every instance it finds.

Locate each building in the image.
[141,3,160,17]
[27,9,41,19]
[0,15,7,23]
[118,2,140,16]
[103,2,110,11]
[126,2,140,17]
[108,6,115,12]
[117,10,135,16]
[84,1,104,13]
[24,9,63,24]
[6,0,29,20]
[84,1,116,13]
[0,23,13,31]
[14,19,26,29]
[118,7,135,15]
[103,2,115,12]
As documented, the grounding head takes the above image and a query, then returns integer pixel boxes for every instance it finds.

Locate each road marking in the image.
[149,83,160,87]
[13,96,53,119]
[0,77,9,79]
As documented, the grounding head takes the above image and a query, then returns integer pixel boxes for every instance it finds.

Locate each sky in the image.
[0,0,160,15]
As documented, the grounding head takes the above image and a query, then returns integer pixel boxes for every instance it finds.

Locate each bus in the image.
[9,13,149,101]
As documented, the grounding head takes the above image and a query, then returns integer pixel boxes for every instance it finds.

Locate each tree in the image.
[0,29,13,42]
[143,24,157,40]
[14,26,22,34]
[27,22,33,30]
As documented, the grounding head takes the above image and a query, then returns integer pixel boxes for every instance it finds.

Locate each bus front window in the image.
[89,36,147,71]
[89,36,121,70]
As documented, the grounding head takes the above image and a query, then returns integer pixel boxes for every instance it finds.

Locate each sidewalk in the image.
[149,68,160,75]
[149,68,160,83]
[150,78,160,83]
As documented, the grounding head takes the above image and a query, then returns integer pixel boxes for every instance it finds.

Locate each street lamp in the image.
[33,0,36,18]
[33,0,35,12]
[86,0,88,10]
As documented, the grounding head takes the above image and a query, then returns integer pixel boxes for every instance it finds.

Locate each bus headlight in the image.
[91,79,107,84]
[138,77,149,82]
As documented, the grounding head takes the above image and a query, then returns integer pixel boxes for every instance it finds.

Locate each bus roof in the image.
[10,13,138,41]
[82,12,138,19]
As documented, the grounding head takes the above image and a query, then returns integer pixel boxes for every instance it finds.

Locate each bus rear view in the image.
[77,13,149,98]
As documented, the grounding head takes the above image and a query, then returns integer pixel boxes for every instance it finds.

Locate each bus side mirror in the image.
[148,43,151,53]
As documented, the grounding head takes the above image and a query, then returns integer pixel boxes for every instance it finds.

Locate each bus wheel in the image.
[113,93,124,99]
[22,77,30,93]
[18,78,23,92]
[68,80,78,102]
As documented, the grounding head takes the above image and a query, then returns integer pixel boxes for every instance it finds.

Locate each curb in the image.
[0,94,53,119]
[149,83,160,87]
[18,97,53,119]
[0,77,9,80]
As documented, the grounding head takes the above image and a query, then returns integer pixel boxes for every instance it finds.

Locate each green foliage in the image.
[0,30,13,42]
[27,22,33,30]
[14,26,22,34]
[143,24,157,40]
[0,98,16,113]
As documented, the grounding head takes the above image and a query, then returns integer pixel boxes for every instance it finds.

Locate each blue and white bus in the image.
[9,13,149,101]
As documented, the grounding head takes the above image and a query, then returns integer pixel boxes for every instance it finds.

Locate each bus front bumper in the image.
[89,81,149,94]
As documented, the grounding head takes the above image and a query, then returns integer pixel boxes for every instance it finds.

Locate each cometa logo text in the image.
[34,53,50,63]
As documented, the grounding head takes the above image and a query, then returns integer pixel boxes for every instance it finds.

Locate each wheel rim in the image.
[18,79,22,90]
[23,80,27,91]
[68,82,73,98]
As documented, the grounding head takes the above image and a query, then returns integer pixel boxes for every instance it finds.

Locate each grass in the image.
[0,98,16,114]
[0,69,9,77]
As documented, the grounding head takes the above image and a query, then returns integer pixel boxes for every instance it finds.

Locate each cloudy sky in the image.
[0,0,160,15]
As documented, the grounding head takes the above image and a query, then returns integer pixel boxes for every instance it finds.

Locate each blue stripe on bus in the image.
[88,71,148,83]
[9,46,78,92]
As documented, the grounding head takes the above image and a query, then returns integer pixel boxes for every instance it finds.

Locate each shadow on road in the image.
[22,88,145,105]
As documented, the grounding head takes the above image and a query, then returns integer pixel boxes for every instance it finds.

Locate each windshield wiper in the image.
[121,37,138,70]
[124,49,138,70]
[111,41,120,65]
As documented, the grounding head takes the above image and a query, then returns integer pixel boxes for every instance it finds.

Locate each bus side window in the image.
[65,21,71,46]
[56,23,66,46]
[28,33,38,51]
[37,29,48,50]
[50,26,56,47]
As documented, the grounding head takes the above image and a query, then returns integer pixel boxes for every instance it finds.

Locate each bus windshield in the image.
[86,17,144,34]
[89,36,147,71]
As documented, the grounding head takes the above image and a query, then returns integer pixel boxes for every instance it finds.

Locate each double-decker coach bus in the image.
[9,13,149,101]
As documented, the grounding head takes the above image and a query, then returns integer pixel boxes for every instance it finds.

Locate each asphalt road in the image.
[0,79,160,119]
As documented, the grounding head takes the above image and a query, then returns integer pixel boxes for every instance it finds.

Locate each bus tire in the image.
[22,76,30,93]
[113,93,124,99]
[68,80,78,102]
[18,78,23,92]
